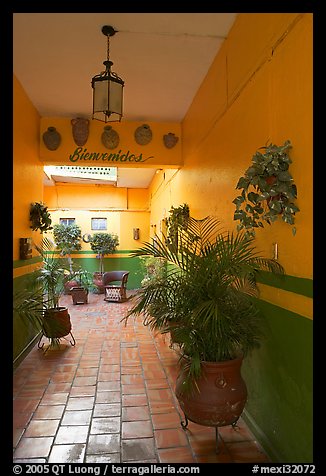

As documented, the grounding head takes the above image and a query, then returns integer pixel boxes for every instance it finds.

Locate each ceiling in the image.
[13,13,237,188]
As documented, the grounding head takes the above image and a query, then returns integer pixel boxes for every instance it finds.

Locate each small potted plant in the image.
[123,211,284,447]
[233,140,300,237]
[13,237,75,350]
[89,232,119,293]
[70,268,93,305]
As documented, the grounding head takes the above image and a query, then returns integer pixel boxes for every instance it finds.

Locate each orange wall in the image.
[13,76,43,262]
[149,13,312,279]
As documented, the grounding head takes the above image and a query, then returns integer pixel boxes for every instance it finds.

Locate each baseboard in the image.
[242,409,283,462]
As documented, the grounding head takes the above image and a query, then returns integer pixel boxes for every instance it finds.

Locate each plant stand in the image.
[37,331,76,351]
[180,412,239,454]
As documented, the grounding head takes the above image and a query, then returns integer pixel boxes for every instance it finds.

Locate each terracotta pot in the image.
[71,287,88,305]
[43,307,72,338]
[175,357,247,427]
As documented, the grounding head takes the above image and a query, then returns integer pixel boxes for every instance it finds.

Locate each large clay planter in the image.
[175,357,247,427]
[42,307,72,338]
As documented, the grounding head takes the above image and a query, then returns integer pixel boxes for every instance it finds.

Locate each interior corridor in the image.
[13,293,270,464]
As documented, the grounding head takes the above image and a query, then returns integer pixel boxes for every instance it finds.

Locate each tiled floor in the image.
[13,292,270,464]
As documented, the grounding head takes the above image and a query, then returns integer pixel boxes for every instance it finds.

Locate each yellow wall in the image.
[13,75,43,264]
[44,181,150,250]
[47,208,150,252]
[149,13,312,280]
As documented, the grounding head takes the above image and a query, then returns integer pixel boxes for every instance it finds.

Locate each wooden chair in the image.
[102,271,129,302]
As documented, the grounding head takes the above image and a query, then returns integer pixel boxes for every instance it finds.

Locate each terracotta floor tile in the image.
[154,428,189,448]
[122,394,148,407]
[40,393,69,405]
[121,438,157,462]
[145,378,169,390]
[76,367,98,377]
[86,454,120,463]
[69,386,96,397]
[24,419,60,437]
[90,417,120,434]
[13,412,33,429]
[122,406,151,422]
[61,410,92,426]
[33,405,65,420]
[226,440,270,463]
[97,381,120,391]
[122,384,146,395]
[122,420,153,438]
[93,404,121,417]
[54,426,89,444]
[147,388,174,402]
[97,372,121,381]
[48,444,86,463]
[13,399,40,413]
[13,294,271,464]
[66,396,95,410]
[218,419,254,442]
[121,366,143,375]
[50,371,76,383]
[158,446,196,463]
[44,383,72,393]
[73,376,97,386]
[14,437,54,459]
[149,402,177,414]
[87,434,120,454]
[121,374,143,385]
[16,388,46,399]
[152,412,182,430]
[99,364,120,373]
[95,391,121,404]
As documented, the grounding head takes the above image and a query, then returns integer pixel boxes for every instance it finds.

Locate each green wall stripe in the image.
[242,299,313,462]
[13,256,42,268]
[256,270,313,298]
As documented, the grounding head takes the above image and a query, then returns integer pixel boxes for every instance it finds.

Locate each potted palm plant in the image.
[13,237,75,349]
[123,213,284,444]
[89,232,119,293]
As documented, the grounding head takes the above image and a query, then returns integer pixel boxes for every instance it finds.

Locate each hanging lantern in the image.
[91,25,124,123]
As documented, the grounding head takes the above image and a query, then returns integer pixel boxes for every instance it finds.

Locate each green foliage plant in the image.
[165,203,190,248]
[13,237,70,343]
[29,202,53,233]
[233,140,299,237]
[122,214,284,392]
[53,223,82,274]
[89,232,119,273]
[139,256,167,287]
